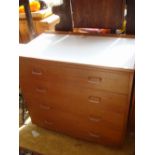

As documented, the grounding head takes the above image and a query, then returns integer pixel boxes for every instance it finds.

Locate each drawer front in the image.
[19,57,130,94]
[22,79,128,113]
[29,106,124,145]
[19,57,132,145]
[27,99,126,131]
[22,80,128,129]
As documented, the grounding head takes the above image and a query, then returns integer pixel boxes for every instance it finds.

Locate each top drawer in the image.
[20,57,131,94]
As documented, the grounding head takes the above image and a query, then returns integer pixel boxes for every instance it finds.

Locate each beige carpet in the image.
[19,118,134,155]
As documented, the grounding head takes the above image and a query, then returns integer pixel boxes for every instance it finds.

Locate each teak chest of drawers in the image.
[19,33,135,146]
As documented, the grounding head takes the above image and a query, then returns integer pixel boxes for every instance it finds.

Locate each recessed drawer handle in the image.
[88,77,102,84]
[36,88,47,93]
[44,120,54,125]
[89,132,100,138]
[88,96,101,103]
[88,116,101,122]
[32,69,42,76]
[39,104,52,110]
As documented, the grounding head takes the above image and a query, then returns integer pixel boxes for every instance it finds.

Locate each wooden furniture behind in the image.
[19,0,36,41]
[126,0,135,34]
[52,0,135,35]
[19,14,59,43]
[19,33,135,146]
[52,0,125,31]
[35,14,60,34]
[71,0,125,29]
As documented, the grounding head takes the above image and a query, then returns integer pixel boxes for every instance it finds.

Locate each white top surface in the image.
[19,33,135,70]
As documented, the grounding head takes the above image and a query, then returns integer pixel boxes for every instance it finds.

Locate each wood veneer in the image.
[19,33,134,146]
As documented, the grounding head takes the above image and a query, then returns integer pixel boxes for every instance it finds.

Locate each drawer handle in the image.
[32,69,42,76]
[89,132,100,138]
[88,116,101,122]
[39,104,52,110]
[36,88,47,93]
[88,96,101,103]
[44,120,54,125]
[88,77,102,84]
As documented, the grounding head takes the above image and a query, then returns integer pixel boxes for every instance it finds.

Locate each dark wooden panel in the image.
[52,0,73,31]
[126,0,135,34]
[71,0,125,29]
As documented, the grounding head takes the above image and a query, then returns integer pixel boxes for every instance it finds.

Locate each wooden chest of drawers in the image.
[19,33,135,145]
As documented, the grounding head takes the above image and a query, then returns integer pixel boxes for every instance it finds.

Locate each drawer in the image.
[22,78,128,114]
[29,105,83,136]
[25,86,127,130]
[21,77,128,113]
[22,79,128,130]
[19,57,130,94]
[29,106,124,145]
[22,79,128,113]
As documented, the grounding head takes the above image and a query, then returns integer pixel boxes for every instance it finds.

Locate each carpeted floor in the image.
[19,117,135,155]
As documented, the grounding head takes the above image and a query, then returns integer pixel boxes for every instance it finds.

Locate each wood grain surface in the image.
[71,0,125,29]
[20,56,134,145]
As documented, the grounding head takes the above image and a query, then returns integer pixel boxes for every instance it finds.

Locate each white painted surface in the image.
[19,33,135,69]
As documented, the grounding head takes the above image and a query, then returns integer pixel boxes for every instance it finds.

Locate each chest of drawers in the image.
[19,33,135,145]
